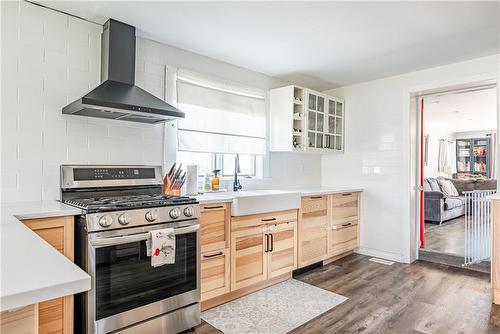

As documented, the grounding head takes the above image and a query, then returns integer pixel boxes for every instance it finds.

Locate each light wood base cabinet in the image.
[327,193,360,258]
[21,216,74,334]
[200,203,231,301]
[297,192,361,268]
[268,221,297,278]
[230,210,298,291]
[298,196,328,267]
[0,304,38,334]
[200,203,230,253]
[330,192,359,226]
[231,225,268,291]
[328,223,359,257]
[201,248,231,301]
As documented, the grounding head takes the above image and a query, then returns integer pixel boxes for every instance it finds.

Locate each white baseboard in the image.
[355,247,406,263]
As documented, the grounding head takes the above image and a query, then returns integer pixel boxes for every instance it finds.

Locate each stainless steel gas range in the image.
[61,165,201,334]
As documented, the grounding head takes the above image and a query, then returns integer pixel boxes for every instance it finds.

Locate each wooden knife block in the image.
[163,176,181,196]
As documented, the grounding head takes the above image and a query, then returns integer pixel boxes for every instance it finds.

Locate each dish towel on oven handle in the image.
[147,228,176,267]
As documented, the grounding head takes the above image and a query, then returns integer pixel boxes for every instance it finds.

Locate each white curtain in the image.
[438,139,456,175]
[176,70,266,155]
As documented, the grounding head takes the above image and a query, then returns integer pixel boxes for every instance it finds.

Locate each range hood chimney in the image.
[62,19,184,124]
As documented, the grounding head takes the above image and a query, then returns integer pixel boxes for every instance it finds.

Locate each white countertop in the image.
[195,186,363,204]
[1,201,91,312]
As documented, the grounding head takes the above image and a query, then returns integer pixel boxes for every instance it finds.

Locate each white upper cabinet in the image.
[270,85,344,153]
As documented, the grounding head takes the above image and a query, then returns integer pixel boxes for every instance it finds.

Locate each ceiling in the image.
[37,1,500,90]
[425,87,497,133]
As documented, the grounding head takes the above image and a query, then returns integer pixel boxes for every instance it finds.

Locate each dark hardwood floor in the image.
[424,216,465,256]
[195,254,500,334]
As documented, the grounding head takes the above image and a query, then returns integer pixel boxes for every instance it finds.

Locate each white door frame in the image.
[407,74,498,263]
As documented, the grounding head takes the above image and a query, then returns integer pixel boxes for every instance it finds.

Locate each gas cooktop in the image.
[64,194,198,213]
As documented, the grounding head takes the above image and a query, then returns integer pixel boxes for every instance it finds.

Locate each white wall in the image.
[322,55,499,263]
[1,1,320,203]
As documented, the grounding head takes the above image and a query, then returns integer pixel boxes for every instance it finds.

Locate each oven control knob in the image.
[145,210,157,222]
[184,207,194,217]
[118,213,131,225]
[98,215,113,228]
[169,208,181,219]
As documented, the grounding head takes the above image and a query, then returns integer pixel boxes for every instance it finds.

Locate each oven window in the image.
[94,232,197,320]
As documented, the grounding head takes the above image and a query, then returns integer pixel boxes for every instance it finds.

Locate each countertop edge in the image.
[1,201,90,312]
[1,276,90,312]
[13,209,82,220]
[195,187,364,204]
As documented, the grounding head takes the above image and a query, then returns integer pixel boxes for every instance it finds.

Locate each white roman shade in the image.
[176,70,266,155]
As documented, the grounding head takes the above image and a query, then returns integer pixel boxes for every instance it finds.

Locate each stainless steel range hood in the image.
[63,19,184,124]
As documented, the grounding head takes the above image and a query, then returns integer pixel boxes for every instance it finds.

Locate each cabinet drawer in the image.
[200,203,230,253]
[301,196,327,214]
[231,209,297,230]
[330,193,359,225]
[328,224,358,257]
[201,248,230,301]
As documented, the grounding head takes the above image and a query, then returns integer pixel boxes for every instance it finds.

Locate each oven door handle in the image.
[89,224,200,247]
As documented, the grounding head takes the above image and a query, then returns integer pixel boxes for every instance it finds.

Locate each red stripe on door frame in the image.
[420,97,425,247]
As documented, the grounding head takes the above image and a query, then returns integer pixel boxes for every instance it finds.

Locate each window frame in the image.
[219,154,257,178]
[176,151,259,178]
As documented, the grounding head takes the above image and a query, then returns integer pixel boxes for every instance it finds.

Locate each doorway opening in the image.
[414,81,498,271]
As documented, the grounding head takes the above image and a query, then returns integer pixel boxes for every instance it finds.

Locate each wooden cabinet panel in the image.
[21,216,74,334]
[298,196,328,267]
[231,225,268,291]
[201,248,230,301]
[200,203,230,253]
[231,210,297,230]
[330,193,359,226]
[268,221,297,278]
[0,304,38,334]
[328,224,358,257]
[38,298,64,334]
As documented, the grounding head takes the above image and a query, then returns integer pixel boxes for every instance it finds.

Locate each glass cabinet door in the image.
[336,101,343,117]
[317,96,325,113]
[325,98,338,150]
[328,100,336,115]
[308,110,316,131]
[308,93,317,110]
[308,93,342,151]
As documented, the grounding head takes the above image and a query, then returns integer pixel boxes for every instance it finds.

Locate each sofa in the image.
[424,177,497,224]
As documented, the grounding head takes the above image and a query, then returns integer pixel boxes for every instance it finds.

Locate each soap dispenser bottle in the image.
[211,169,220,191]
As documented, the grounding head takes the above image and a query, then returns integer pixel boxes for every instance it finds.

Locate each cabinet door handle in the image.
[264,234,269,252]
[203,205,224,210]
[341,193,353,196]
[310,196,323,199]
[342,222,352,227]
[269,233,274,252]
[203,252,223,258]
[261,217,277,222]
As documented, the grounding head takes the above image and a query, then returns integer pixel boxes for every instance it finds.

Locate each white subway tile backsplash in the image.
[18,142,44,161]
[41,186,59,201]
[0,1,286,202]
[1,173,18,189]
[108,125,144,140]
